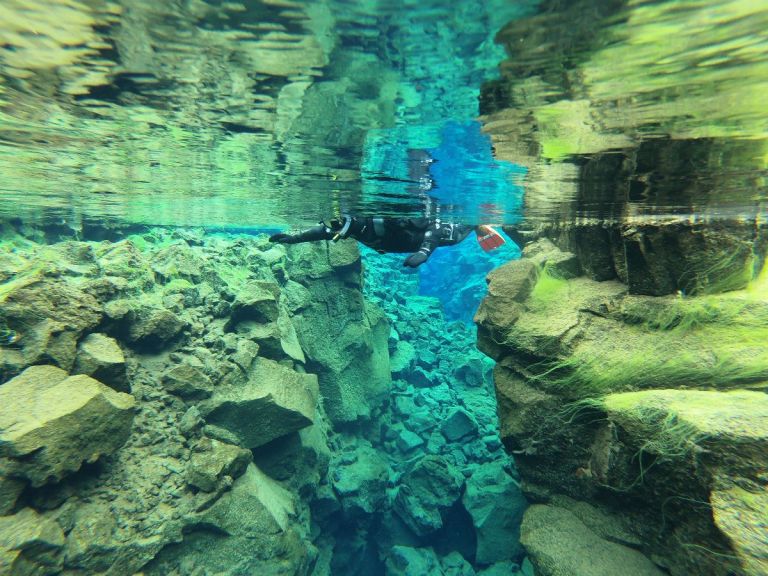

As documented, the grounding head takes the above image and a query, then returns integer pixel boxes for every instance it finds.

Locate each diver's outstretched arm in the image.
[269,224,333,245]
[403,224,440,268]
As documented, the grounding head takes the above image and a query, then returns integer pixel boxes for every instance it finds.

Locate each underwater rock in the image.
[0,365,135,487]
[186,437,252,492]
[477,243,768,575]
[162,363,214,400]
[440,550,477,576]
[179,406,204,437]
[522,238,580,279]
[199,357,318,449]
[473,259,537,357]
[150,242,204,281]
[520,504,665,576]
[147,463,312,575]
[0,507,65,575]
[294,267,391,423]
[441,408,479,442]
[396,428,425,453]
[462,461,526,565]
[234,303,305,364]
[230,280,280,324]
[0,277,102,376]
[385,545,445,576]
[393,455,464,536]
[710,486,768,576]
[0,476,25,516]
[125,306,184,347]
[453,356,491,388]
[62,502,121,572]
[390,340,417,376]
[332,444,389,517]
[72,332,128,392]
[410,366,439,388]
[252,424,332,492]
[95,239,154,288]
[477,560,523,576]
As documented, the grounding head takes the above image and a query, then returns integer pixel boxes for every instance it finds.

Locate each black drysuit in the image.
[269,216,474,268]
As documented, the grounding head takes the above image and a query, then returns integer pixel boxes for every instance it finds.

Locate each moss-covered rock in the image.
[146,464,313,575]
[185,437,252,492]
[393,455,464,537]
[479,253,768,576]
[463,461,526,565]
[292,243,391,423]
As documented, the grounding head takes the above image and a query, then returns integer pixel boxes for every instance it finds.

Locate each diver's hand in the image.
[269,233,298,244]
[403,251,428,268]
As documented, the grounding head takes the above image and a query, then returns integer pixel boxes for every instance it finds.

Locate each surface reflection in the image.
[0,0,526,228]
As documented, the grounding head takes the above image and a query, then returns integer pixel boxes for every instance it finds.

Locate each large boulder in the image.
[150,242,204,281]
[462,462,527,565]
[521,504,665,576]
[0,365,135,486]
[393,455,464,537]
[294,285,391,423]
[125,306,184,347]
[199,358,318,449]
[474,259,537,359]
[229,280,280,324]
[0,277,102,377]
[441,408,479,442]
[73,332,128,392]
[233,304,305,364]
[95,239,154,287]
[0,508,65,575]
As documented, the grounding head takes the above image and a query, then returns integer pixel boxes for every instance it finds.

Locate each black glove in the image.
[269,233,298,244]
[403,251,428,268]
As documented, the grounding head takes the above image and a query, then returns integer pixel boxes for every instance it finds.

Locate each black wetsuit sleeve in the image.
[269,224,333,244]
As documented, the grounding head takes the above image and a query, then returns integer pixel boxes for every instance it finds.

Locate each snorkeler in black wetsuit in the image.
[269,216,477,268]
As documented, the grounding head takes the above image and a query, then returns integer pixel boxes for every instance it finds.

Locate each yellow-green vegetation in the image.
[533,275,768,398]
[527,265,570,310]
[602,388,768,460]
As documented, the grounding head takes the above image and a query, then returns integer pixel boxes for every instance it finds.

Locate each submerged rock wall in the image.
[0,224,391,575]
[0,223,533,576]
[476,5,768,573]
[475,239,768,576]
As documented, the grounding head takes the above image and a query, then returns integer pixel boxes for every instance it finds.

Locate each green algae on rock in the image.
[476,242,768,575]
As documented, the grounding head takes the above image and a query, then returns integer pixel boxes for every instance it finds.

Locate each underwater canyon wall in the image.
[476,1,768,575]
[0,223,528,576]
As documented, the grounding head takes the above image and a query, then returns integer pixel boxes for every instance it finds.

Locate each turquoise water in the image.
[0,0,532,228]
[1,1,767,576]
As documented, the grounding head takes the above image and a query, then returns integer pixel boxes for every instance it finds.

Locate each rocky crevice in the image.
[0,223,530,576]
